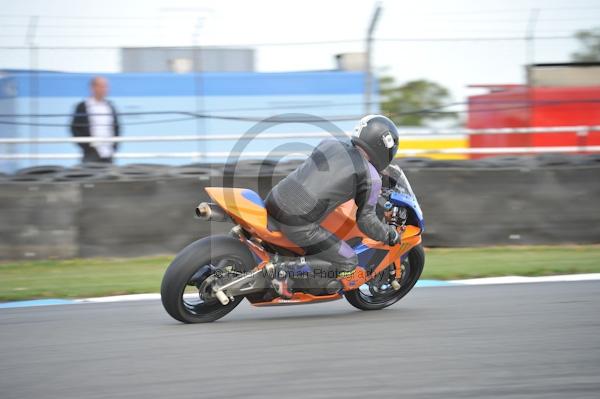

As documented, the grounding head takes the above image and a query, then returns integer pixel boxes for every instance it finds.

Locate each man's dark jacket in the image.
[70,100,120,159]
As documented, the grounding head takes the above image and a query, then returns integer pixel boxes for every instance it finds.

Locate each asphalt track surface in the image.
[1,281,599,399]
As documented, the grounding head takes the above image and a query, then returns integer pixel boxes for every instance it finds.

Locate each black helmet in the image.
[351,115,399,171]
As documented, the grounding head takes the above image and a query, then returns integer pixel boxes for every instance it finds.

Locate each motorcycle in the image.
[160,164,425,323]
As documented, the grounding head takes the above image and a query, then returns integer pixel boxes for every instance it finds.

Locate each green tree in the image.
[571,27,600,62]
[379,76,457,126]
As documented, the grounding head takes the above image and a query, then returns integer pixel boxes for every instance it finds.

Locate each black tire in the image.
[160,235,257,323]
[52,170,118,182]
[345,244,425,311]
[167,166,221,179]
[16,165,65,176]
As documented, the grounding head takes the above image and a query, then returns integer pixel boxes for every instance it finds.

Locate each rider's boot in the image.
[272,269,294,299]
[268,257,354,298]
[268,258,295,299]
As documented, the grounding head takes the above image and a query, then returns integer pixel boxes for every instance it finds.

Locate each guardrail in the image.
[1,125,599,144]
[1,125,599,160]
[2,147,600,160]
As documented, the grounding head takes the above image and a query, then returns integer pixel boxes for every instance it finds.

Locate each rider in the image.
[265,114,401,298]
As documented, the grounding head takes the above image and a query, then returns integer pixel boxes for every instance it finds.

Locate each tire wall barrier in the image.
[406,166,600,246]
[1,160,599,259]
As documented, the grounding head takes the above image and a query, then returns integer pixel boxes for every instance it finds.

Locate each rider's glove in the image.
[387,226,400,246]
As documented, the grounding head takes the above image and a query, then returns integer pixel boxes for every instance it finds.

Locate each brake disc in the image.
[368,265,395,295]
[198,274,218,302]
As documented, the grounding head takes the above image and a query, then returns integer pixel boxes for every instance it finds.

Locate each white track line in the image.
[76,293,161,304]
[3,274,600,309]
[450,273,600,286]
[78,274,600,303]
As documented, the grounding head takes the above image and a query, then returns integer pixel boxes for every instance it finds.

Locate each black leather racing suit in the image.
[265,139,392,278]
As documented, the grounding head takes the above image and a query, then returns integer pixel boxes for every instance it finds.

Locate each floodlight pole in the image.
[365,2,382,115]
[525,8,540,81]
[26,15,39,165]
[525,8,540,127]
[192,17,205,161]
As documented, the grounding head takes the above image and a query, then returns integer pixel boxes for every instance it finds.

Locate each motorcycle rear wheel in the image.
[344,244,425,311]
[160,235,256,323]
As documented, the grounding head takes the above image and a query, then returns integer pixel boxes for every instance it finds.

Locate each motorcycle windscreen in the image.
[382,165,425,229]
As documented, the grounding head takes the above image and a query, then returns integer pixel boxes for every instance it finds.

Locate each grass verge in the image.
[1,245,599,301]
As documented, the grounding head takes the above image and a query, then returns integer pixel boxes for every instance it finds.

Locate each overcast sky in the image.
[1,0,599,104]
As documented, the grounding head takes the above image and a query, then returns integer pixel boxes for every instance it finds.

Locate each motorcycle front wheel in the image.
[160,235,256,323]
[344,244,425,311]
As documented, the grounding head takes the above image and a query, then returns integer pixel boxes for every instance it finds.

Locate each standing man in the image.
[70,76,120,163]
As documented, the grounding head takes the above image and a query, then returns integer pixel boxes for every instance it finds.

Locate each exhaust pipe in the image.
[195,202,230,222]
[214,290,230,305]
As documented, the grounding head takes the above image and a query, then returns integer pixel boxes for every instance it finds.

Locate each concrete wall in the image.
[1,162,599,260]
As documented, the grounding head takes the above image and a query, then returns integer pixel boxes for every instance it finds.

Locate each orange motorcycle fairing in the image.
[320,200,365,241]
[205,186,423,306]
[339,226,422,291]
[250,292,343,306]
[206,187,367,246]
[204,187,302,253]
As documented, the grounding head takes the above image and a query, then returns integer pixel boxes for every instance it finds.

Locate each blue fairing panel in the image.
[353,244,390,274]
[354,243,371,259]
[242,189,265,208]
[390,192,425,230]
